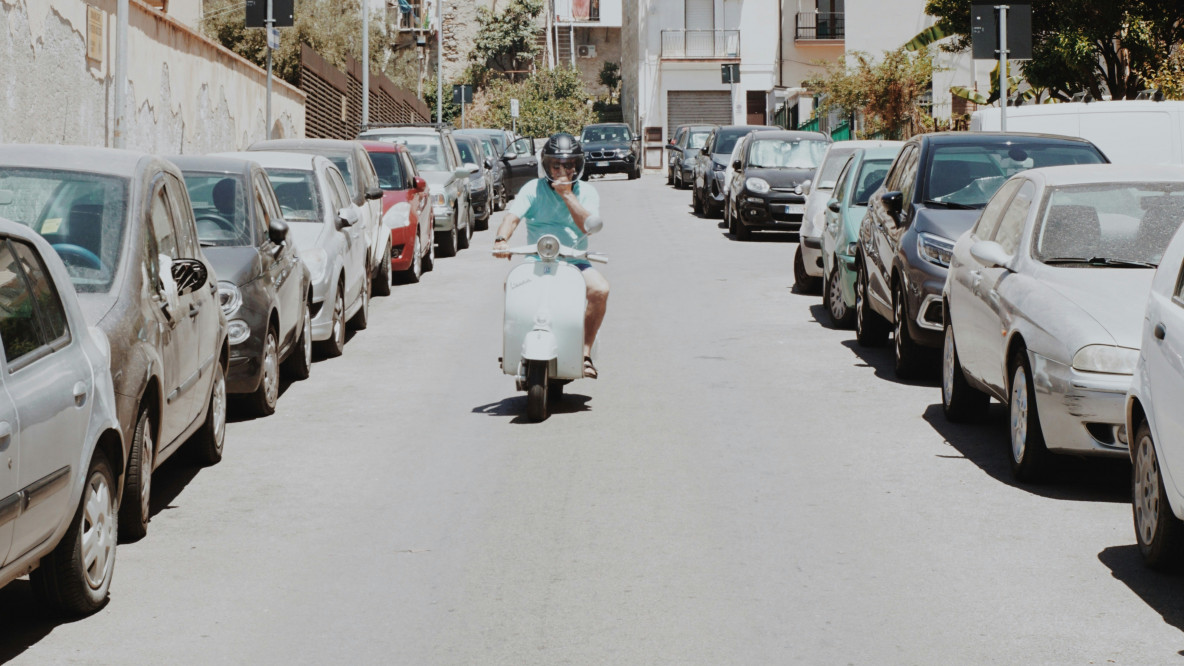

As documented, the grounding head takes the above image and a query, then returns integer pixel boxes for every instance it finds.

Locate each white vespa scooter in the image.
[497,217,606,421]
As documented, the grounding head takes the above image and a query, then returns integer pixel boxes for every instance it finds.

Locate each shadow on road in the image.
[923,402,1130,503]
[839,338,939,387]
[1099,544,1184,634]
[0,582,79,662]
[473,393,592,422]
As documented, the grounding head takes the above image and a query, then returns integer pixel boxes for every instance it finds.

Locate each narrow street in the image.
[2,173,1181,664]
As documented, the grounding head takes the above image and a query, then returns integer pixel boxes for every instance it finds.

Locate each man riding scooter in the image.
[493,132,609,379]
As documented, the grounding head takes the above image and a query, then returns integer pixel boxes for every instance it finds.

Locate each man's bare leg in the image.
[582,267,610,365]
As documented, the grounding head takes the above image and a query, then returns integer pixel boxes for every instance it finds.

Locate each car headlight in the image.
[1072,345,1139,375]
[302,247,329,283]
[746,178,770,194]
[217,281,242,317]
[433,192,448,207]
[917,232,955,268]
[227,319,251,346]
[383,202,411,230]
[713,162,726,172]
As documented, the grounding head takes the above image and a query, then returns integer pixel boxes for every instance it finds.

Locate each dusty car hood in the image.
[744,166,815,190]
[287,221,328,252]
[204,246,261,286]
[913,207,983,242]
[1036,268,1154,347]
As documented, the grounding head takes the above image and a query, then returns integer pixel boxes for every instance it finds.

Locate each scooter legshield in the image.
[502,260,587,380]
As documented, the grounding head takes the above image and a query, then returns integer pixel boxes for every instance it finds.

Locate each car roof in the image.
[251,138,361,156]
[917,131,1100,147]
[359,140,408,154]
[745,130,830,141]
[0,143,153,177]
[169,154,257,178]
[584,123,629,128]
[1021,163,1184,187]
[854,146,906,161]
[212,150,328,172]
[360,127,441,137]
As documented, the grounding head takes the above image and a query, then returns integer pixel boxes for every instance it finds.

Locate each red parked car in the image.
[362,141,434,283]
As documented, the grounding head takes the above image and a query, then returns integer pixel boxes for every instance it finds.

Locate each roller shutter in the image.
[667,90,732,140]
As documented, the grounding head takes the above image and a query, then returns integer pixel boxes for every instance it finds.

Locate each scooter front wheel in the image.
[525,360,549,422]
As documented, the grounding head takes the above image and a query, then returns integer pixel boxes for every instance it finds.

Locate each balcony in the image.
[661,30,741,59]
[388,0,432,32]
[795,12,844,41]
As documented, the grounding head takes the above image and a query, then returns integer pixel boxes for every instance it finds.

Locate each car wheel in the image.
[436,225,457,258]
[893,283,923,379]
[422,228,435,272]
[693,185,704,215]
[1009,350,1050,482]
[855,260,888,347]
[190,360,226,466]
[674,169,683,190]
[1133,420,1184,570]
[350,270,370,331]
[283,299,313,381]
[666,167,674,186]
[30,448,117,616]
[318,284,346,358]
[941,322,988,422]
[458,208,471,250]
[525,360,548,422]
[792,245,817,290]
[372,241,392,297]
[405,233,423,283]
[118,406,153,541]
[248,327,280,416]
[826,266,855,328]
[629,165,641,180]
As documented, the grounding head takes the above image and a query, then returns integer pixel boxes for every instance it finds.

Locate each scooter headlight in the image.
[537,235,561,260]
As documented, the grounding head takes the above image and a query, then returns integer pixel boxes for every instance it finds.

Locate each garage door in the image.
[667,91,732,140]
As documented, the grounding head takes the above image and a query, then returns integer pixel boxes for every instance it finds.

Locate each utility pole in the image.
[436,0,443,124]
[114,0,128,148]
[266,0,274,139]
[997,4,1008,132]
[362,0,369,129]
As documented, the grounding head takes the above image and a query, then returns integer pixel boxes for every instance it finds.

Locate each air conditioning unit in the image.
[577,44,597,58]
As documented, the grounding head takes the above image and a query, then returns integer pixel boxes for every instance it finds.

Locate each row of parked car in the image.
[680,123,1184,571]
[0,119,547,616]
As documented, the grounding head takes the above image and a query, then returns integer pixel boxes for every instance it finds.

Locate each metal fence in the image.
[795,12,844,40]
[660,30,741,58]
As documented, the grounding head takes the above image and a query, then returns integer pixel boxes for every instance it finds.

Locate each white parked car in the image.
[1127,204,1184,569]
[0,217,123,614]
[942,164,1184,482]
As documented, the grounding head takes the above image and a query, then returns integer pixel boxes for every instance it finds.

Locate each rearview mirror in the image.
[337,206,360,229]
[584,215,604,235]
[454,166,472,180]
[464,163,479,174]
[414,176,427,192]
[970,240,1010,268]
[732,159,742,170]
[365,186,383,201]
[170,258,208,295]
[268,219,289,246]
[827,198,841,213]
[503,151,518,160]
[881,191,904,219]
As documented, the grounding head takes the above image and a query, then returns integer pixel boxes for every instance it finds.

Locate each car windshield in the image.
[1034,182,1184,267]
[924,142,1104,208]
[687,131,710,150]
[263,168,323,222]
[457,140,480,167]
[853,159,893,205]
[582,127,630,142]
[817,147,858,189]
[390,135,447,171]
[181,173,253,247]
[0,168,128,293]
[367,152,407,191]
[746,138,829,170]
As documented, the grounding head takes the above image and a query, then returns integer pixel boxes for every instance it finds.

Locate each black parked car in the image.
[579,123,641,180]
[856,132,1108,377]
[173,155,312,416]
[665,123,713,189]
[724,129,831,240]
[692,124,778,217]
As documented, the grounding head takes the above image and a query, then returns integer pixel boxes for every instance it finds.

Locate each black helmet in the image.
[539,132,585,183]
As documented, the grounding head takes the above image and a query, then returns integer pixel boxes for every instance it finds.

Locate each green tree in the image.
[924,0,1184,101]
[598,61,621,101]
[202,0,395,87]
[466,67,596,137]
[803,48,936,139]
[469,0,544,84]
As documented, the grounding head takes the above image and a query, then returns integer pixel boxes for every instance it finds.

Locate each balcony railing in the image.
[661,30,741,59]
[795,12,844,40]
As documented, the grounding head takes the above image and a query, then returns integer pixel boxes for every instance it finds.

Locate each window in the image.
[853,158,893,205]
[897,149,920,207]
[149,188,178,259]
[0,239,70,367]
[254,180,273,240]
[971,179,1022,240]
[164,176,199,257]
[831,158,854,205]
[11,240,68,346]
[327,168,351,212]
[993,180,1035,255]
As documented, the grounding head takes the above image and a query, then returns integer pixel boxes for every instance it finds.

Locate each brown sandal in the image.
[583,356,598,379]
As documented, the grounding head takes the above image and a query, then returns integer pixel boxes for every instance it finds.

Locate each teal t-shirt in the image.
[507,178,600,261]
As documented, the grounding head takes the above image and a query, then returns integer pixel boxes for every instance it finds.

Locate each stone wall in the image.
[0,0,305,153]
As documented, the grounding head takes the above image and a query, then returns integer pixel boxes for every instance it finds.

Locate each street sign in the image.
[510,98,520,118]
[971,2,1031,60]
[452,84,473,105]
[267,27,280,50]
[245,0,294,28]
[721,63,740,84]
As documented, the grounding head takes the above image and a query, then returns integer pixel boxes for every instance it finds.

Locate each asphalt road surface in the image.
[3,172,1182,664]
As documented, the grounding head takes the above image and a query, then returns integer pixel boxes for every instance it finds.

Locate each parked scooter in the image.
[497,217,606,421]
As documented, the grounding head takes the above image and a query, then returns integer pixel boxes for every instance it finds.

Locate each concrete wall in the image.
[0,0,305,152]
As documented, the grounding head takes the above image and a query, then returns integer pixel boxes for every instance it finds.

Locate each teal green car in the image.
[819,144,903,327]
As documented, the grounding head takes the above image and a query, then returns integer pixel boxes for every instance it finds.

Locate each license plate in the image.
[782,204,805,215]
[596,161,609,167]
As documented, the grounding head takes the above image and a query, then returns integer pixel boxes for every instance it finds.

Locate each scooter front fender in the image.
[521,329,558,363]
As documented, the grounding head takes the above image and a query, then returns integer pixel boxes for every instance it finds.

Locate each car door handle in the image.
[1155,322,1167,340]
[73,381,87,407]
[188,303,201,318]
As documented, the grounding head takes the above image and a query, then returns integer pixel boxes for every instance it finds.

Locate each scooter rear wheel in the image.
[525,360,549,422]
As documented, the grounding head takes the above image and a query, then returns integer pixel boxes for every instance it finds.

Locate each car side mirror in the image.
[337,206,360,229]
[170,257,208,295]
[584,215,604,235]
[827,197,841,213]
[801,179,812,195]
[700,147,709,155]
[970,240,1010,269]
[732,159,742,170]
[503,151,518,160]
[268,219,289,249]
[464,163,479,174]
[414,177,427,192]
[366,186,383,201]
[484,158,493,169]
[881,191,904,219]
[454,166,473,180]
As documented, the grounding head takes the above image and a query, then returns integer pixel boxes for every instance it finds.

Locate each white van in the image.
[970,100,1184,165]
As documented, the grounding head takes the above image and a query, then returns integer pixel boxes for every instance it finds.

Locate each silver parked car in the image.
[0,217,123,615]
[1127,213,1184,570]
[221,151,370,357]
[942,164,1184,481]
